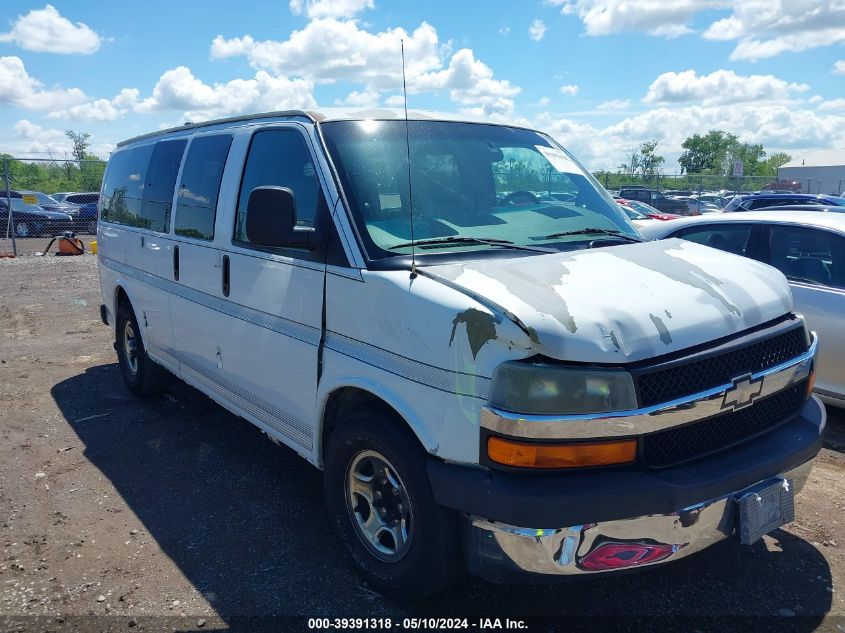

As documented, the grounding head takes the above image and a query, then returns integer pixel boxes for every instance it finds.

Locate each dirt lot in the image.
[1,250,844,632]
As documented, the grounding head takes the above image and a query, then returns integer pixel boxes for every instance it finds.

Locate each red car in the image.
[615,198,681,221]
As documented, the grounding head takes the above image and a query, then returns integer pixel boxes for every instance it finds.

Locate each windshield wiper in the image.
[542,228,641,243]
[388,236,555,253]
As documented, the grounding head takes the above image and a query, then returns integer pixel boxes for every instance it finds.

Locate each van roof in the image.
[116,108,516,148]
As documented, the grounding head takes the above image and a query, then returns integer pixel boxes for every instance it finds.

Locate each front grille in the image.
[641,381,807,468]
[637,326,807,408]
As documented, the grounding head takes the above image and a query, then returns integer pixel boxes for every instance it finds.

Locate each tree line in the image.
[2,131,106,194]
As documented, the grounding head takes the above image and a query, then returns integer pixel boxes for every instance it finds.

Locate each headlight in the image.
[489,362,638,415]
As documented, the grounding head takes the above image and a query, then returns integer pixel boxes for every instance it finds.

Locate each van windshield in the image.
[321,120,636,260]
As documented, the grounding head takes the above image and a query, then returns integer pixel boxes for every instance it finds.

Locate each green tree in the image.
[638,140,665,177]
[760,151,792,177]
[65,130,91,164]
[678,130,737,174]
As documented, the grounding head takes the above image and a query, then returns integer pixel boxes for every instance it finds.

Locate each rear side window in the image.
[141,140,187,232]
[675,224,753,256]
[101,139,186,232]
[101,145,154,228]
[174,135,233,240]
[768,225,845,289]
[234,129,320,245]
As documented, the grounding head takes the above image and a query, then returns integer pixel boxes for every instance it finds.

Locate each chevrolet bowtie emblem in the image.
[721,374,764,411]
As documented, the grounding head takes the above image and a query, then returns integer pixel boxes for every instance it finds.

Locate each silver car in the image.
[640,211,845,407]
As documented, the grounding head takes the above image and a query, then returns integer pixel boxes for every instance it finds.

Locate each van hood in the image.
[421,239,793,363]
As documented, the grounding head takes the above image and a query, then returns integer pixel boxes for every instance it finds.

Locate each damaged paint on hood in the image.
[421,239,793,364]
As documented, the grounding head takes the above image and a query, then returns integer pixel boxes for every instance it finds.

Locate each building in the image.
[778,149,845,195]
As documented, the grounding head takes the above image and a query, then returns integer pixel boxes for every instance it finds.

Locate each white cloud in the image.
[597,98,631,110]
[644,69,807,106]
[834,60,845,75]
[135,66,316,121]
[546,0,725,37]
[535,96,551,107]
[335,88,379,107]
[384,94,405,107]
[550,0,845,61]
[818,98,845,111]
[211,20,442,89]
[539,102,845,171]
[0,56,87,110]
[703,1,845,61]
[559,84,579,95]
[0,5,101,54]
[7,119,112,159]
[289,0,374,19]
[529,19,547,41]
[47,88,141,122]
[498,25,511,36]
[212,20,519,114]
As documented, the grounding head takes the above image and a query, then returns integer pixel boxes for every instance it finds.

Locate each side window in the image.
[101,145,154,228]
[174,135,233,240]
[140,139,187,232]
[748,197,777,210]
[234,129,320,245]
[676,224,753,256]
[768,226,845,289]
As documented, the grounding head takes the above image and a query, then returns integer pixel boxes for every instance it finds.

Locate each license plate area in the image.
[736,477,795,545]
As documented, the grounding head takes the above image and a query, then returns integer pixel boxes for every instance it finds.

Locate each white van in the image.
[97,109,825,599]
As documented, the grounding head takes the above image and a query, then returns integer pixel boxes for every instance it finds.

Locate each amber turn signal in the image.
[487,436,637,469]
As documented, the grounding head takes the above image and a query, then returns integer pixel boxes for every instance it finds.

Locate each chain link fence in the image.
[1,156,105,256]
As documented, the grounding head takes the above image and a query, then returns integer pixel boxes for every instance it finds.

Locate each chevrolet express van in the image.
[97,109,825,599]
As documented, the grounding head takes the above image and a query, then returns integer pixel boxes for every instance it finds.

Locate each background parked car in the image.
[614,197,681,221]
[13,190,80,216]
[617,186,689,215]
[724,193,845,212]
[60,192,99,234]
[616,202,657,229]
[0,198,73,238]
[674,197,722,215]
[754,204,845,214]
[640,210,845,408]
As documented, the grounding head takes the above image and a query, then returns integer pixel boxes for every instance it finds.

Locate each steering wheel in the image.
[500,190,539,206]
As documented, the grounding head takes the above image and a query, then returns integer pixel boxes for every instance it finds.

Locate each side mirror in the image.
[245,186,316,249]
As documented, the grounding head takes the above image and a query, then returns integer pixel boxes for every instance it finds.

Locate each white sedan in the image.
[640,210,845,408]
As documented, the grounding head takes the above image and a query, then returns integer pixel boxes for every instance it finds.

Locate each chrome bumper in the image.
[468,451,818,578]
[481,332,818,440]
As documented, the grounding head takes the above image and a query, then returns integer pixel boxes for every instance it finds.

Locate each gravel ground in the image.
[0,252,843,633]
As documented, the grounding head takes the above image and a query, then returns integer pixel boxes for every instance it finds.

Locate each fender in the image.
[316,375,441,468]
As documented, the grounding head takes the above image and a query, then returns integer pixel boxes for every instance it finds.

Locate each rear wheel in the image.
[324,406,463,601]
[115,301,165,395]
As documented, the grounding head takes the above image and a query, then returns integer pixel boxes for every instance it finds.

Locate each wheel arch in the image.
[317,380,438,469]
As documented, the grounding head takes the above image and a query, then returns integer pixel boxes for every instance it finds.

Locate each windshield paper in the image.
[535,145,583,175]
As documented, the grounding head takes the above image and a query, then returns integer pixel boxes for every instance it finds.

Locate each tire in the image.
[115,301,165,395]
[324,406,463,601]
[14,220,32,238]
[87,220,97,235]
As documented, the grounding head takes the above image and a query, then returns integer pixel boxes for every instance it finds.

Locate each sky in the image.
[1,0,844,171]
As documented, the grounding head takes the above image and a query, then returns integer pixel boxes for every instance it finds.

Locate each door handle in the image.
[222,255,230,297]
[173,245,180,281]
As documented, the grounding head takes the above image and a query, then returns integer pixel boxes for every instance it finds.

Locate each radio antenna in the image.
[401,39,417,279]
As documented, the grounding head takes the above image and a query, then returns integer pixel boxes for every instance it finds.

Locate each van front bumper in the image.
[427,395,826,581]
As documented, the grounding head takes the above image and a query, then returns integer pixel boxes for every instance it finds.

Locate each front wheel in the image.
[324,407,463,601]
[14,220,32,238]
